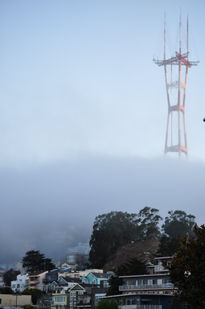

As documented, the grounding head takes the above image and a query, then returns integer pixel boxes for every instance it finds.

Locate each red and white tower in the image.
[154,16,199,157]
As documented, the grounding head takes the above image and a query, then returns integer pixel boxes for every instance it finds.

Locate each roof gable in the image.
[70,283,85,291]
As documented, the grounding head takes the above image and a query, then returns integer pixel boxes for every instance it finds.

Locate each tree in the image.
[158,210,196,256]
[163,210,195,239]
[158,235,180,256]
[96,299,118,309]
[169,225,205,308]
[3,269,20,287]
[137,207,162,240]
[107,258,147,296]
[23,288,44,305]
[0,287,13,294]
[22,250,55,274]
[89,211,138,268]
[89,208,161,268]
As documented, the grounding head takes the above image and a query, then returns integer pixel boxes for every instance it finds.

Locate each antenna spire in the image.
[153,15,199,158]
[187,15,189,55]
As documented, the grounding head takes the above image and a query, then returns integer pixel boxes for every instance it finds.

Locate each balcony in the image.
[119,283,174,291]
[119,305,162,309]
[154,265,169,273]
[29,279,40,284]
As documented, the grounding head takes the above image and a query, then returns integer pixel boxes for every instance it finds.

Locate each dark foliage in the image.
[23,288,45,305]
[137,207,162,240]
[22,250,55,274]
[3,269,20,287]
[158,210,195,256]
[0,287,13,294]
[89,208,162,268]
[107,258,147,296]
[169,225,205,309]
[158,235,180,256]
[96,298,118,309]
[163,210,195,238]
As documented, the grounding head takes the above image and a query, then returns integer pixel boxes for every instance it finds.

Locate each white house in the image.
[11,274,29,293]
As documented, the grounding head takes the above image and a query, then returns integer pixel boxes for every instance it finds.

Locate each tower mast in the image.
[153,15,199,157]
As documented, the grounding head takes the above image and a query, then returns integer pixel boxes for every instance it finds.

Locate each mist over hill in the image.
[1,155,204,265]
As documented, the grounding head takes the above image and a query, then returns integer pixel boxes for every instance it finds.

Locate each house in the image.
[102,293,173,309]
[28,271,48,290]
[153,257,172,274]
[102,257,177,309]
[58,269,103,280]
[44,269,58,284]
[44,275,82,293]
[52,283,87,309]
[80,284,107,308]
[43,269,59,293]
[11,274,29,293]
[52,292,69,309]
[119,273,175,295]
[81,272,109,287]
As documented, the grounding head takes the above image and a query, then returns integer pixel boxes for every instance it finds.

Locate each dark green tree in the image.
[107,258,147,295]
[89,208,161,268]
[158,210,195,256]
[158,235,180,256]
[0,287,13,294]
[169,225,205,309]
[89,211,138,268]
[22,250,55,274]
[163,210,195,238]
[3,269,20,287]
[96,299,118,309]
[23,288,44,305]
[137,207,162,240]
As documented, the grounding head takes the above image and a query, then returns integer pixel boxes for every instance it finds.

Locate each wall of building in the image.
[0,294,32,308]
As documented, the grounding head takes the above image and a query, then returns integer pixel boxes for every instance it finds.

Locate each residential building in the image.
[153,257,172,274]
[51,292,69,309]
[52,283,88,309]
[81,272,109,287]
[44,269,58,284]
[11,274,29,293]
[102,293,173,309]
[119,273,175,295]
[28,271,48,290]
[58,269,103,280]
[102,257,177,309]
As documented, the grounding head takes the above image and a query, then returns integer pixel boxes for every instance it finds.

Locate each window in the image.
[55,296,66,303]
[148,279,153,285]
[157,279,163,285]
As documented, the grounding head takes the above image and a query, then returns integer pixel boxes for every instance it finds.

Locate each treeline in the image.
[89,207,196,268]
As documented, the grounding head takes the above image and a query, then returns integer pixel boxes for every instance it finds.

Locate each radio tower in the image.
[153,15,199,157]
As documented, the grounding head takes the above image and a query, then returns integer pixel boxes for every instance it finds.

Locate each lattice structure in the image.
[153,16,199,157]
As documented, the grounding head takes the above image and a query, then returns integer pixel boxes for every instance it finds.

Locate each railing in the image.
[154,265,168,272]
[119,305,162,309]
[119,283,174,291]
[29,279,40,284]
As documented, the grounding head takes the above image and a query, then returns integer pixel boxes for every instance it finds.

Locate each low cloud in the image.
[1,155,205,265]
